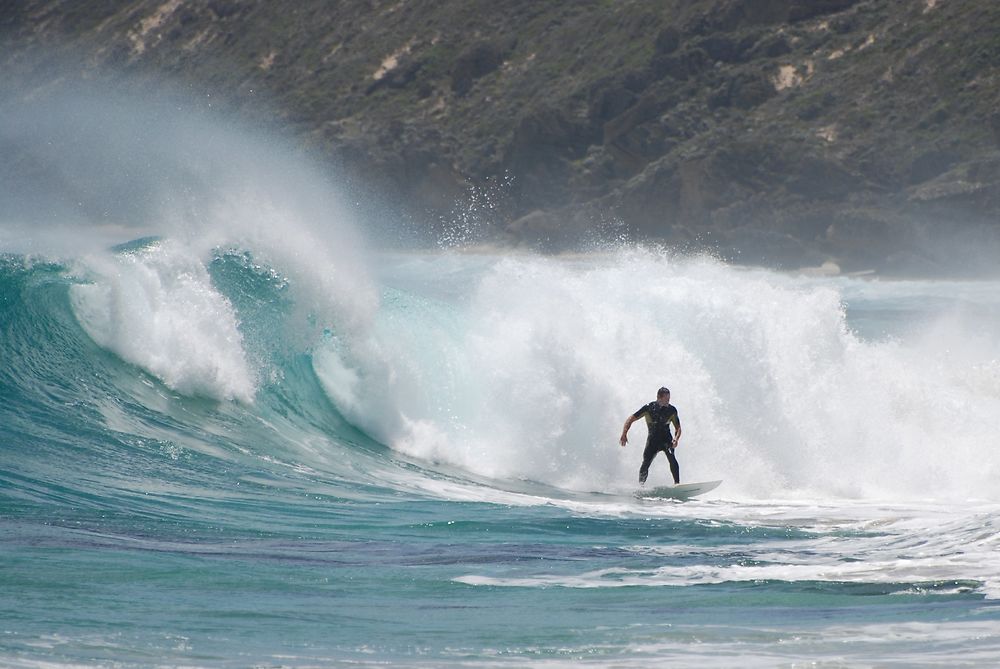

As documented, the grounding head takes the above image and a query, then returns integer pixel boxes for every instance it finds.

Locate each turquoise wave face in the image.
[1,251,376,532]
[8,243,1000,507]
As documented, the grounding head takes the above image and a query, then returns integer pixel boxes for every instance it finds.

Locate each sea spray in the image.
[5,85,999,502]
[3,85,379,404]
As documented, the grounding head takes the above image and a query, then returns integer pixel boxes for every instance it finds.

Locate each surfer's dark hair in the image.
[657,387,670,397]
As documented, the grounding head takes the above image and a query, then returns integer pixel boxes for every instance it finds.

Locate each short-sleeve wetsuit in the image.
[633,402,681,484]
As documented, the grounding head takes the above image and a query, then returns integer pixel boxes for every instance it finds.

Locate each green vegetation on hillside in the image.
[3,0,999,274]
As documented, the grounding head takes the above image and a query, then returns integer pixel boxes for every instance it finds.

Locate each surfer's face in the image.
[657,393,670,406]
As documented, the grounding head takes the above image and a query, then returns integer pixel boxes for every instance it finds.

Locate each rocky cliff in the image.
[3,0,1000,274]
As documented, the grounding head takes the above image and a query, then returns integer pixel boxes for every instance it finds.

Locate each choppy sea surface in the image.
[3,93,1000,667]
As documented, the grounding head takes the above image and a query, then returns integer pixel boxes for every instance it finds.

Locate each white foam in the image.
[321,248,1000,502]
[454,499,1000,599]
[70,240,256,402]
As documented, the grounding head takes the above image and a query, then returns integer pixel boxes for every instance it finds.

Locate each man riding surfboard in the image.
[620,386,682,485]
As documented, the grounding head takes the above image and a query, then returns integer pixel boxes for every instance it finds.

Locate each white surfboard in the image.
[638,480,722,500]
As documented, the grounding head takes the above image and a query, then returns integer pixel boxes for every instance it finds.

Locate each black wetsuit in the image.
[633,401,681,485]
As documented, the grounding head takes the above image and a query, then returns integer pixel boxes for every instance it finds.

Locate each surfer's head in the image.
[657,387,670,403]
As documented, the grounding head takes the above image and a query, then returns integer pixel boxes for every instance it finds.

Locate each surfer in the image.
[620,386,682,485]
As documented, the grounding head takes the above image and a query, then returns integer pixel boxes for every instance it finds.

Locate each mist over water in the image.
[2,84,378,395]
[4,85,1000,503]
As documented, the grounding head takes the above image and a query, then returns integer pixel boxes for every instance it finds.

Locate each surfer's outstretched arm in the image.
[620,415,638,447]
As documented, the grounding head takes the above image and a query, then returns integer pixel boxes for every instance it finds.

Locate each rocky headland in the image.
[3,0,1000,274]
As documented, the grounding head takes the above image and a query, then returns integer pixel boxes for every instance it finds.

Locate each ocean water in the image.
[3,95,1000,667]
[4,242,1000,667]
